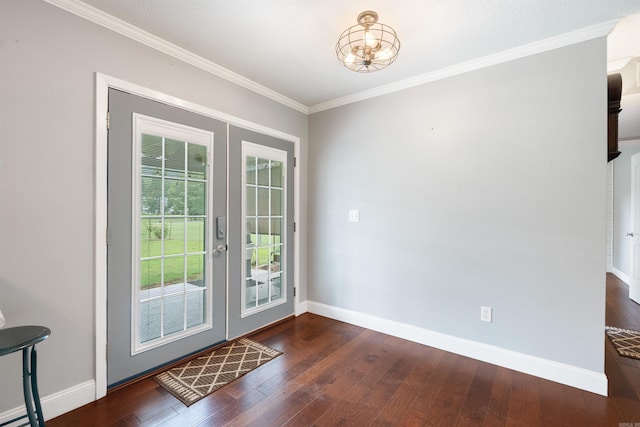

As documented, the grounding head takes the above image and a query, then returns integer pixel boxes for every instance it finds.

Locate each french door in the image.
[227,126,295,339]
[107,89,227,386]
[106,89,295,386]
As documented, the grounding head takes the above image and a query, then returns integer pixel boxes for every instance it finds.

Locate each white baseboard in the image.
[610,266,631,286]
[307,301,608,396]
[0,380,95,424]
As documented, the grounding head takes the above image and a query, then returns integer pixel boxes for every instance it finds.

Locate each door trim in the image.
[94,73,301,399]
[630,153,640,303]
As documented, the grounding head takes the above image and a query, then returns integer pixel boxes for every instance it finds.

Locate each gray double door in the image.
[107,89,294,387]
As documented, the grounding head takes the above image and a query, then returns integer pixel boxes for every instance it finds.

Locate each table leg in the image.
[22,347,38,426]
[30,346,45,426]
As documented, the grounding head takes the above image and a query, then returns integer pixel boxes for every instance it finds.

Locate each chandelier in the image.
[336,11,400,73]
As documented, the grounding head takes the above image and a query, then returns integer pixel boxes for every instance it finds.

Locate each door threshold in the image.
[107,339,227,394]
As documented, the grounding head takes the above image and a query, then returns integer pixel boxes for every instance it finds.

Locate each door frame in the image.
[630,153,640,303]
[94,73,301,399]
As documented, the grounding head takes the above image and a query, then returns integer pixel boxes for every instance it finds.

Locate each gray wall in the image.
[308,39,607,372]
[613,139,640,277]
[0,0,307,411]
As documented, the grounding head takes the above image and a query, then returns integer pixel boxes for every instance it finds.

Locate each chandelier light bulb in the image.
[375,48,391,61]
[364,30,379,48]
[344,53,356,66]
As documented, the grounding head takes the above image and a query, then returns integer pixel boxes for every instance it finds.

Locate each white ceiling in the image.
[61,0,640,111]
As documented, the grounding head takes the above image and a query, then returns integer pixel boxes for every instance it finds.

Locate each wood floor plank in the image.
[369,341,430,425]
[614,395,640,422]
[409,348,456,416]
[506,369,541,425]
[483,367,512,426]
[427,356,479,426]
[158,390,238,427]
[621,363,640,400]
[240,386,320,427]
[560,384,590,426]
[583,391,620,426]
[260,355,369,426]
[313,336,410,425]
[280,394,333,426]
[48,274,640,426]
[537,378,565,426]
[455,362,498,426]
[193,388,271,426]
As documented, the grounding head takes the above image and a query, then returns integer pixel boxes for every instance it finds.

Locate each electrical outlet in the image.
[480,306,492,322]
[348,209,360,223]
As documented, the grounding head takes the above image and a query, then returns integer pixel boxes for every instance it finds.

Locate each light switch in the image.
[348,209,360,223]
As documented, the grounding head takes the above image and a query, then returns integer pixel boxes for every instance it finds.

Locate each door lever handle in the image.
[213,244,227,255]
[627,232,634,237]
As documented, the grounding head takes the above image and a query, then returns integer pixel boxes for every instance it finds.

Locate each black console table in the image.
[0,326,50,427]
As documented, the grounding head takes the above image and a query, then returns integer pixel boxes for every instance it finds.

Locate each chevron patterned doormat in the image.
[605,326,640,360]
[154,338,282,406]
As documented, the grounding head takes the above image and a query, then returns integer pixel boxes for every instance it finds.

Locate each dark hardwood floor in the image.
[49,273,640,426]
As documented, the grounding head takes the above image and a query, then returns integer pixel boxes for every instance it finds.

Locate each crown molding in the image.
[309,19,619,114]
[43,0,309,115]
[42,0,620,116]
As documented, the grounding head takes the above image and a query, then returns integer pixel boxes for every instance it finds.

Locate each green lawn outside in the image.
[140,218,205,288]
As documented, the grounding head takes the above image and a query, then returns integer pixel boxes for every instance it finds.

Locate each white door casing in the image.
[630,153,640,303]
[94,73,301,399]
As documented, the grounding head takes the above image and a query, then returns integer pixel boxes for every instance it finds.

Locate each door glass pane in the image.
[141,135,162,175]
[257,188,269,216]
[140,217,162,258]
[243,150,286,314]
[256,249,268,272]
[141,177,162,215]
[186,255,205,287]
[270,189,282,216]
[164,139,185,179]
[270,161,282,188]
[187,181,206,216]
[135,130,211,352]
[140,300,161,343]
[186,291,206,328]
[187,218,205,253]
[163,256,184,288]
[270,276,282,302]
[246,279,257,310]
[246,156,257,185]
[165,179,185,215]
[271,218,282,242]
[163,294,185,336]
[257,157,270,185]
[257,218,269,236]
[140,258,161,290]
[164,218,184,256]
[187,143,207,180]
[246,186,256,216]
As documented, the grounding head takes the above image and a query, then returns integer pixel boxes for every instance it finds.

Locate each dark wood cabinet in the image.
[608,73,622,162]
